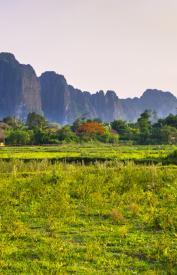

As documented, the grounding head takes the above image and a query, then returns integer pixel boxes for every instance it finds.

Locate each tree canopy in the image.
[3,111,177,145]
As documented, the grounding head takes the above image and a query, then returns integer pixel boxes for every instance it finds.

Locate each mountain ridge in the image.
[0,53,176,124]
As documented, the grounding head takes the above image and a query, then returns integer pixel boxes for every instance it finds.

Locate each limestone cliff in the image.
[0,52,42,119]
[0,53,177,124]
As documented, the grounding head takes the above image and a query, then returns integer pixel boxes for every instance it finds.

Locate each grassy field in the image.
[0,144,176,162]
[0,145,177,273]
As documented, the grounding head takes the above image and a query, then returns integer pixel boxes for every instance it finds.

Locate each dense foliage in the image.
[1,111,177,145]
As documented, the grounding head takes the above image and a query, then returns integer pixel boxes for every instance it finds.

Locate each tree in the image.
[58,126,78,142]
[26,113,47,130]
[111,120,134,141]
[137,110,152,144]
[6,129,32,145]
[98,128,119,144]
[77,121,105,138]
[111,120,127,135]
[3,116,24,129]
[164,114,177,128]
[160,125,177,144]
[72,118,86,132]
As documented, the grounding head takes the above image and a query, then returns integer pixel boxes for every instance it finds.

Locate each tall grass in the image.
[1,159,177,273]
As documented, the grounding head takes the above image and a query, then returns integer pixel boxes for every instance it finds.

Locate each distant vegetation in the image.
[1,110,177,146]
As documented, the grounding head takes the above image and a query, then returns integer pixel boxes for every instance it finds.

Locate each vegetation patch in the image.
[1,159,177,273]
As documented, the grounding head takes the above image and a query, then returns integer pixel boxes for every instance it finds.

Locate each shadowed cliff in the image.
[0,53,176,123]
[0,52,42,119]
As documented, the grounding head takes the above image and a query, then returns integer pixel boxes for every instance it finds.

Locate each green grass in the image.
[1,157,177,274]
[0,144,176,163]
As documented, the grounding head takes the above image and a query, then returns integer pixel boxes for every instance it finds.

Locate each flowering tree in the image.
[78,121,105,137]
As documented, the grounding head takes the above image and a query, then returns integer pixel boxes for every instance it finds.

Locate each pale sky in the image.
[0,0,177,98]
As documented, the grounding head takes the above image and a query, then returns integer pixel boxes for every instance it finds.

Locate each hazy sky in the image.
[0,0,177,98]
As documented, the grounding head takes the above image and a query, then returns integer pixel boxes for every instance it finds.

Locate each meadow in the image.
[0,144,176,163]
[0,145,177,274]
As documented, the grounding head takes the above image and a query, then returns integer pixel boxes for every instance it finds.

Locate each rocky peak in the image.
[40,71,70,124]
[40,71,67,83]
[141,89,175,99]
[0,52,42,119]
[0,52,17,63]
[106,90,117,98]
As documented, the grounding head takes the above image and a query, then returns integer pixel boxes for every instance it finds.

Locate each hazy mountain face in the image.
[119,90,177,122]
[0,53,42,120]
[0,53,177,123]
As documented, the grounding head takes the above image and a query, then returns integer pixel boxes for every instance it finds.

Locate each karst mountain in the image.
[0,52,176,124]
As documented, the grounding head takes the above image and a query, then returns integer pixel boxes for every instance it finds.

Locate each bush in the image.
[6,129,32,145]
[164,150,177,165]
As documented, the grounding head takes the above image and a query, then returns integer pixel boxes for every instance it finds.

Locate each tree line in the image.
[1,110,177,145]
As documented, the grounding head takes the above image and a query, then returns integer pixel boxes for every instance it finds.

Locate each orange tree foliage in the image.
[77,121,105,136]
